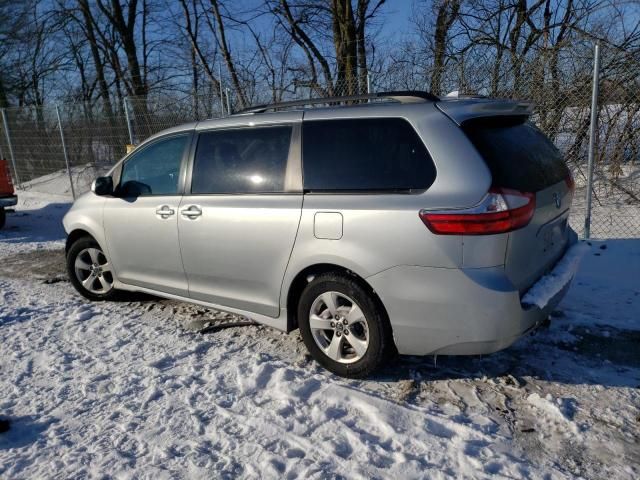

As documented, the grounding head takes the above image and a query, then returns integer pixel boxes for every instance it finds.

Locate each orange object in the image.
[0,159,15,196]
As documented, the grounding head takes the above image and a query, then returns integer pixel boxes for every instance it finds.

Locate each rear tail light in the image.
[420,188,535,235]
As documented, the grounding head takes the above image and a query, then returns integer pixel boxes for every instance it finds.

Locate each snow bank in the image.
[20,164,107,197]
[522,242,590,309]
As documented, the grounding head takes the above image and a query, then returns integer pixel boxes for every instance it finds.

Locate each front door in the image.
[104,133,192,296]
[178,122,303,317]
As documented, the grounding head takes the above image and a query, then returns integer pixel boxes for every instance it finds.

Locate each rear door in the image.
[178,118,303,317]
[463,118,574,291]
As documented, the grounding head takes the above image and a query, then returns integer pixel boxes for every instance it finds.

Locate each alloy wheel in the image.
[74,247,114,295]
[309,291,370,364]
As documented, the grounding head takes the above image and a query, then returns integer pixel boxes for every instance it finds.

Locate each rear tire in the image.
[0,208,5,229]
[67,236,118,301]
[297,273,393,378]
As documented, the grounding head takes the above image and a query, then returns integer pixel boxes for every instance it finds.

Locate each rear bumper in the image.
[367,233,581,356]
[0,195,17,207]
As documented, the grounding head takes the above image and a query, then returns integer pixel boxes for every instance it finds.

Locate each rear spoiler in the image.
[436,99,533,126]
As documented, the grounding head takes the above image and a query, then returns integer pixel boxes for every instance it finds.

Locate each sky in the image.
[223,0,417,49]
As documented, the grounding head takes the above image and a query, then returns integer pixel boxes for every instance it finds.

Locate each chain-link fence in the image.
[0,40,638,239]
[584,45,640,239]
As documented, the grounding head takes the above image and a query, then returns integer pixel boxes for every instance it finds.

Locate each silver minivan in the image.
[63,92,577,377]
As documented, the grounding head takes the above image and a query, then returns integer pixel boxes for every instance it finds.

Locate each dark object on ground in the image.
[43,275,69,284]
[600,244,607,250]
[520,427,536,433]
[199,320,259,334]
[0,418,10,433]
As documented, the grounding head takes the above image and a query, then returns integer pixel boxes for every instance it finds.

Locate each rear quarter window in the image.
[463,118,569,192]
[302,117,436,192]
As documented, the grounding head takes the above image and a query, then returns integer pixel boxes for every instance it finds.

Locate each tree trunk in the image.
[96,0,149,136]
[331,0,358,95]
[278,0,335,96]
[356,0,369,94]
[431,0,460,96]
[210,0,248,109]
[78,0,114,120]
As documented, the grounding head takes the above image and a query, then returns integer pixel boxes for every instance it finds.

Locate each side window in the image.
[191,126,293,194]
[119,134,189,196]
[302,118,436,192]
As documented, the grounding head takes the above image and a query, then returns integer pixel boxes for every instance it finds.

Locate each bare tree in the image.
[95,0,148,99]
[209,0,248,108]
[0,1,34,107]
[74,0,115,118]
[430,0,460,96]
[176,0,223,107]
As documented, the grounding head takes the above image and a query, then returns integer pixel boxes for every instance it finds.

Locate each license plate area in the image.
[538,214,569,254]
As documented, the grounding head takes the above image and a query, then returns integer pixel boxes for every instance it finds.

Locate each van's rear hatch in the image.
[462,115,574,293]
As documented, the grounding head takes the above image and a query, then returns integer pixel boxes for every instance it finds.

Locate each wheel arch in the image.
[284,263,391,336]
[65,228,98,253]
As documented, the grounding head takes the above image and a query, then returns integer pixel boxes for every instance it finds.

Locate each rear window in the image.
[302,118,436,192]
[463,118,569,192]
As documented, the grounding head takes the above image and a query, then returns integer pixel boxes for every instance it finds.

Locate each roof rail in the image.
[235,90,440,115]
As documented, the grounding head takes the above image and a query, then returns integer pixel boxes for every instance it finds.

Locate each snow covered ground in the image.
[0,192,68,258]
[1,194,639,479]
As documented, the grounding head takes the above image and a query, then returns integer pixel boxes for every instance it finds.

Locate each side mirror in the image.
[92,176,114,196]
[118,180,151,197]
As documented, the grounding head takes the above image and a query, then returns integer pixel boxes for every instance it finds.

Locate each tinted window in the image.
[119,135,189,196]
[191,126,292,194]
[302,118,436,191]
[463,118,569,192]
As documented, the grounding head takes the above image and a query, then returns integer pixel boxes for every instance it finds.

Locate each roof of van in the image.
[138,92,533,146]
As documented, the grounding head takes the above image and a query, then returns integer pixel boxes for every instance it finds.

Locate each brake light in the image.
[420,188,535,235]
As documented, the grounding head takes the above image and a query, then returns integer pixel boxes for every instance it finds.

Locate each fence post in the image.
[0,108,20,187]
[367,73,372,94]
[219,63,225,117]
[55,104,76,200]
[225,88,232,115]
[123,97,134,145]
[584,41,601,239]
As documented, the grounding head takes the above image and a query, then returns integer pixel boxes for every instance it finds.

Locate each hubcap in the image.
[74,247,113,295]
[309,291,369,364]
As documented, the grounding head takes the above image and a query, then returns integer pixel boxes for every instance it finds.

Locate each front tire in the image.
[67,237,118,301]
[0,208,5,229]
[297,273,393,378]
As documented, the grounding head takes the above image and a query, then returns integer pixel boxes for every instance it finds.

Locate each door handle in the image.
[155,205,175,219]
[181,205,202,219]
